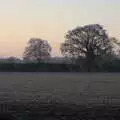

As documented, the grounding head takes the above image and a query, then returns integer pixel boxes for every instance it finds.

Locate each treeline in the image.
[0,59,120,72]
[1,24,120,72]
[0,63,80,72]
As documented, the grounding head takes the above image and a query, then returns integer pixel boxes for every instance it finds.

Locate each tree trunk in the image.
[86,52,95,72]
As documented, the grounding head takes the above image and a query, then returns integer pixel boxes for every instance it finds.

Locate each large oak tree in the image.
[61,24,112,71]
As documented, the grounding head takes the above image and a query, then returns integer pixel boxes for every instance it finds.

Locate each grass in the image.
[1,102,120,120]
[0,73,120,119]
[0,72,120,104]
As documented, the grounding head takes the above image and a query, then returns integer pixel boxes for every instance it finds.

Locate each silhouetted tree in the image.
[23,38,52,62]
[6,57,22,63]
[61,24,112,71]
[110,37,120,56]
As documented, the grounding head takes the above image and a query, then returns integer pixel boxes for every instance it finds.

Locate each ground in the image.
[0,72,120,119]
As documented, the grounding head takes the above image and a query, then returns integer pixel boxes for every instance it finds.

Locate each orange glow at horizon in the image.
[0,0,119,58]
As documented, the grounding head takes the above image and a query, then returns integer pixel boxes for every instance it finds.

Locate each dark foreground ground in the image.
[1,102,120,120]
[0,73,120,119]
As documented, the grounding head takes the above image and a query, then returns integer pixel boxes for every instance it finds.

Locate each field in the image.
[0,72,120,105]
[0,73,120,119]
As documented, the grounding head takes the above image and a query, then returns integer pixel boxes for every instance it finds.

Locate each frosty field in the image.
[0,72,120,105]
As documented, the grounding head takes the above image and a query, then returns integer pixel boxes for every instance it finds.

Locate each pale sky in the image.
[0,0,120,58]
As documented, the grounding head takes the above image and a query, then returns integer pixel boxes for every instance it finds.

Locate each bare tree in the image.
[61,24,112,71]
[23,38,52,62]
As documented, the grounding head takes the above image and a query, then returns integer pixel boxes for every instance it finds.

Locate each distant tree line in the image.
[0,63,80,72]
[0,24,120,72]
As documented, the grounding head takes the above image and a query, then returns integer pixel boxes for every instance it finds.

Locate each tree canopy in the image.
[61,24,113,71]
[23,38,52,62]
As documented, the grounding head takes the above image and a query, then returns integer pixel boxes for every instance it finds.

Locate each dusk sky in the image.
[0,0,120,58]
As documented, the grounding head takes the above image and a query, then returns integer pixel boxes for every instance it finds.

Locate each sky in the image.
[0,0,120,58]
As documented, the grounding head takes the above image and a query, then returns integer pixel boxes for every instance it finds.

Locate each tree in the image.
[6,57,22,63]
[61,24,112,71]
[23,38,52,62]
[110,37,120,57]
